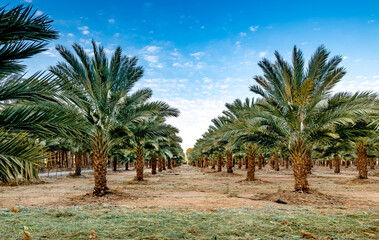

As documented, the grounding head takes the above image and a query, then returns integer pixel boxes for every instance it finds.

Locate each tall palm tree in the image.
[250,45,377,191]
[50,41,178,195]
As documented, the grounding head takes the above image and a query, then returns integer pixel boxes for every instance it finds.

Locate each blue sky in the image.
[9,0,379,150]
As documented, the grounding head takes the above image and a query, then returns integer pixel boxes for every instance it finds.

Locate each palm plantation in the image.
[190,46,378,192]
[0,3,379,239]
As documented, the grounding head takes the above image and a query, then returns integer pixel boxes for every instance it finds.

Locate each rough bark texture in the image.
[158,157,163,172]
[245,156,248,169]
[246,145,255,181]
[356,142,368,179]
[167,157,172,169]
[135,145,144,181]
[217,152,222,172]
[291,140,309,192]
[92,132,109,196]
[211,155,216,169]
[329,159,333,169]
[258,155,262,170]
[151,154,157,174]
[226,149,233,173]
[74,152,82,176]
[204,156,208,168]
[274,152,279,171]
[334,155,340,174]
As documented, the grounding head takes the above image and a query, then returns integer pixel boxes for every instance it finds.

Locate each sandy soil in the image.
[0,165,378,210]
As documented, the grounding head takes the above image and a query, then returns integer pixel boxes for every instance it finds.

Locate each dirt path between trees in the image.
[1,165,378,211]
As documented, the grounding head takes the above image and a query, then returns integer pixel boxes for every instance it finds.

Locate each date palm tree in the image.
[50,41,179,195]
[250,45,377,191]
[0,4,86,182]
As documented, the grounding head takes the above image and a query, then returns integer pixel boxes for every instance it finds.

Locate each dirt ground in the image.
[1,165,378,211]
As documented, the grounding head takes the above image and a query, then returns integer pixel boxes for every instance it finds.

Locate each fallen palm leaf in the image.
[11,206,20,213]
[89,229,97,239]
[363,232,376,238]
[23,231,31,240]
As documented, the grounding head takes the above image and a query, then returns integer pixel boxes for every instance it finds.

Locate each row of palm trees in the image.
[188,45,379,192]
[0,4,184,196]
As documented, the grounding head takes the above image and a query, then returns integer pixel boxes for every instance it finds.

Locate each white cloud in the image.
[201,26,205,29]
[239,32,247,36]
[301,42,308,46]
[108,18,115,24]
[190,52,205,60]
[203,77,212,83]
[356,75,368,80]
[35,10,43,16]
[143,55,159,63]
[368,20,375,23]
[104,48,114,55]
[144,45,161,53]
[342,56,348,60]
[78,26,90,35]
[259,51,267,57]
[24,0,32,2]
[373,75,379,79]
[67,33,74,37]
[163,98,227,150]
[249,25,259,32]
[42,47,58,57]
[114,33,120,37]
[143,55,163,68]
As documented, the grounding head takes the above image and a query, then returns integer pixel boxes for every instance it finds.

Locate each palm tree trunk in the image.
[285,156,289,169]
[356,142,368,179]
[204,156,208,168]
[370,158,375,169]
[135,145,144,181]
[334,155,340,174]
[167,157,172,169]
[245,155,248,169]
[158,157,163,172]
[329,158,333,169]
[211,155,216,169]
[238,158,242,169]
[217,152,222,172]
[92,132,109,196]
[113,156,117,171]
[258,155,262,170]
[306,154,312,174]
[162,158,166,170]
[274,151,279,171]
[291,140,309,192]
[151,154,157,174]
[74,152,82,176]
[125,161,129,170]
[226,149,233,173]
[246,145,255,181]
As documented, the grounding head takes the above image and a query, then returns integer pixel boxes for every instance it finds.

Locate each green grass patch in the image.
[0,206,377,239]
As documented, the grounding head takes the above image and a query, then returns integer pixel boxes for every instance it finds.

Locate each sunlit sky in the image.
[9,0,379,150]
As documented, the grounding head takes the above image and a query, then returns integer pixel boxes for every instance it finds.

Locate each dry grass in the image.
[0,206,377,239]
